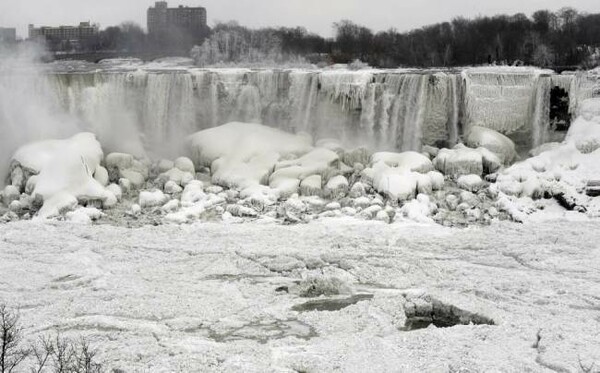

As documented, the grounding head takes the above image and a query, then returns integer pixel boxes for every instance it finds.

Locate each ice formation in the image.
[9,133,115,218]
[13,64,596,158]
[1,60,600,226]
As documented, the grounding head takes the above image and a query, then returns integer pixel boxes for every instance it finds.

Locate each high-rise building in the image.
[0,28,16,44]
[147,2,208,41]
[28,22,98,51]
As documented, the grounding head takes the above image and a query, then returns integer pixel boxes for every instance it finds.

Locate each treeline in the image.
[76,7,600,68]
[331,8,600,68]
[191,7,599,68]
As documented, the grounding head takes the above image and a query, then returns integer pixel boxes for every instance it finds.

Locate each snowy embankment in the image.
[494,98,600,219]
[2,98,600,226]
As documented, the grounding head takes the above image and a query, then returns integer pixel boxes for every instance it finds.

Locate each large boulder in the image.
[433,146,484,177]
[188,122,313,190]
[465,126,518,164]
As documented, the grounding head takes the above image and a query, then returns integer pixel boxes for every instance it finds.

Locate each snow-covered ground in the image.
[1,217,599,372]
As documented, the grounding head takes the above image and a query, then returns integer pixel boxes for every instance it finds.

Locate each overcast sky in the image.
[2,0,599,38]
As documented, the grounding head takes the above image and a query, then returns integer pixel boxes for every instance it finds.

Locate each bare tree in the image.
[29,334,103,373]
[0,304,29,373]
[29,336,54,373]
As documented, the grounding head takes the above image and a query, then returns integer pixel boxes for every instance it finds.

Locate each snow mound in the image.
[10,133,114,218]
[188,122,313,190]
[497,98,600,217]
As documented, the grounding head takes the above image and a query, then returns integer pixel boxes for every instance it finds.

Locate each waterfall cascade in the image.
[9,65,600,159]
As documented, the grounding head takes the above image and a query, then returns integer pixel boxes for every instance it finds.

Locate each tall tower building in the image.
[147,2,208,40]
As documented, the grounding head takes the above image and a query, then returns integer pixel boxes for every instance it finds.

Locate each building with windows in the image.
[0,28,16,44]
[28,22,98,51]
[147,2,208,42]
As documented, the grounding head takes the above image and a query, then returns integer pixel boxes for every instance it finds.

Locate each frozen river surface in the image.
[1,218,599,372]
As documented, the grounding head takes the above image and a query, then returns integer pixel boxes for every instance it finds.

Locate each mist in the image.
[0,42,150,186]
[0,43,78,185]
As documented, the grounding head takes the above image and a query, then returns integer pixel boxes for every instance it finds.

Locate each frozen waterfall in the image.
[6,65,598,160]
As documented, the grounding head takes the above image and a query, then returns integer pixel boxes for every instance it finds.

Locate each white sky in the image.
[2,0,599,38]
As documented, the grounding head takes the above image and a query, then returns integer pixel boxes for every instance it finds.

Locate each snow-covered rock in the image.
[105,153,134,174]
[276,148,339,176]
[349,182,367,198]
[161,199,180,213]
[10,167,25,191]
[119,169,145,189]
[11,133,112,219]
[174,157,195,174]
[371,151,434,173]
[119,178,132,194]
[66,207,104,224]
[188,122,312,190]
[324,175,349,199]
[428,171,445,190]
[106,184,123,201]
[139,190,168,208]
[94,166,109,187]
[434,146,484,177]
[465,126,518,164]
[279,195,307,223]
[157,159,175,173]
[300,175,322,197]
[164,180,183,194]
[181,181,206,206]
[2,185,20,206]
[160,168,195,187]
[458,175,484,192]
[400,194,436,223]
[371,162,418,201]
[105,153,148,189]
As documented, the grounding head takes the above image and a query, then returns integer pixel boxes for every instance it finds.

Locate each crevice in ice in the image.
[291,294,374,312]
